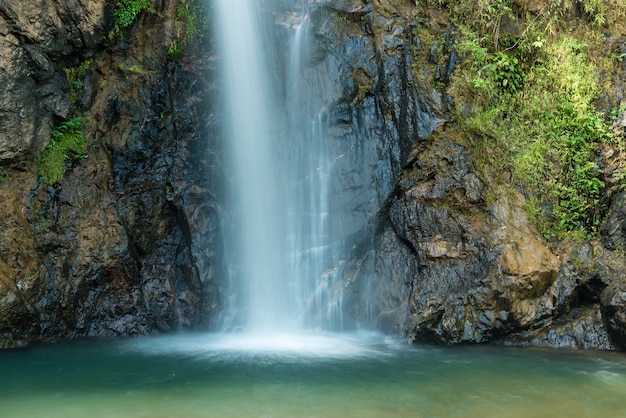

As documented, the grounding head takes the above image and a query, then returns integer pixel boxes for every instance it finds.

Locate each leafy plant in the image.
[63,59,93,105]
[436,0,626,242]
[490,52,524,93]
[110,0,155,39]
[168,41,182,60]
[610,103,626,121]
[169,0,211,60]
[37,118,87,185]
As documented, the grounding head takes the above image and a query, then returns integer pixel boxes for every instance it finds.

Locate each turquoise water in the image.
[1,332,625,417]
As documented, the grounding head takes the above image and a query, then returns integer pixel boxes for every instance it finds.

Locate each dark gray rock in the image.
[0,0,108,163]
[327,1,626,351]
[286,1,446,249]
[601,277,626,350]
[600,192,626,250]
[339,132,621,348]
[0,0,220,347]
[503,305,615,350]
[614,110,626,138]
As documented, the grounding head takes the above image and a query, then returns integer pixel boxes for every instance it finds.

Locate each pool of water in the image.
[1,331,625,417]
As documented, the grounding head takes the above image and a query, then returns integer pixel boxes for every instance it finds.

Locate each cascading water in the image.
[215,0,339,333]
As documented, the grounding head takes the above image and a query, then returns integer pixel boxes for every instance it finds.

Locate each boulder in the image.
[503,305,614,350]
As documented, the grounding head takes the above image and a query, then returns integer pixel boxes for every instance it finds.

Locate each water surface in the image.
[1,332,625,417]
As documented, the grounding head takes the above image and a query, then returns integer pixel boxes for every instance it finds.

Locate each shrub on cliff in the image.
[37,118,87,185]
[110,0,155,39]
[425,0,626,242]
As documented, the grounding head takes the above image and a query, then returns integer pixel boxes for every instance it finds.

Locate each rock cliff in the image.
[1,0,626,351]
[328,0,626,350]
[0,0,221,347]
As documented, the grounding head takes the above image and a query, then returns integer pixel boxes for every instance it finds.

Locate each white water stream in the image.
[215,0,337,334]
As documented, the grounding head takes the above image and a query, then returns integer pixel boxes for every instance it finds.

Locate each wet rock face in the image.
[503,306,614,350]
[601,278,626,349]
[286,0,626,350]
[101,58,223,335]
[0,1,108,162]
[341,133,623,349]
[600,192,626,252]
[0,1,220,347]
[282,0,447,245]
[344,136,556,344]
[324,1,626,350]
[0,62,220,347]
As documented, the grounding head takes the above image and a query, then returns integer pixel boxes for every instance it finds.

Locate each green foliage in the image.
[110,0,155,39]
[168,40,182,60]
[442,0,626,242]
[546,0,626,27]
[460,48,525,101]
[610,103,626,121]
[114,0,154,28]
[176,0,209,39]
[169,0,211,60]
[63,59,93,105]
[37,118,87,185]
[506,37,610,239]
[490,52,524,93]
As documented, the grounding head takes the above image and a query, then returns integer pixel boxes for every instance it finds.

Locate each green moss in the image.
[37,118,87,185]
[411,26,442,85]
[351,69,374,106]
[571,254,599,278]
[168,40,182,61]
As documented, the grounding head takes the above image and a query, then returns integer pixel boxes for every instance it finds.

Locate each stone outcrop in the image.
[0,0,220,348]
[0,0,109,162]
[340,131,622,349]
[600,277,626,349]
[327,0,626,350]
[277,0,447,246]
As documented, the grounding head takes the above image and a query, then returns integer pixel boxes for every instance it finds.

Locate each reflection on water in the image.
[1,332,625,417]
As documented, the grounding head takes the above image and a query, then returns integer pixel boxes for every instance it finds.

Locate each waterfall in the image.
[215,0,338,333]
